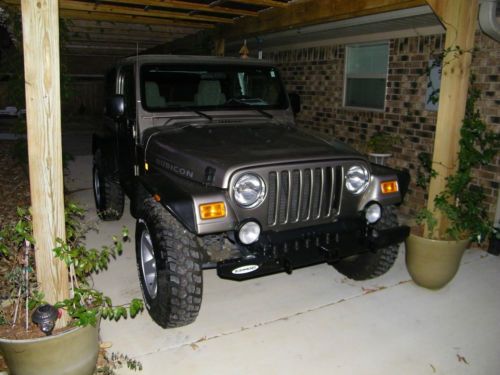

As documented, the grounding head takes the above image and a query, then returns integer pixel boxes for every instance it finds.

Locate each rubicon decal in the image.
[232,265,260,275]
[155,158,194,179]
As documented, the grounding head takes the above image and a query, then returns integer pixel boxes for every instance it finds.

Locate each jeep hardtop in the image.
[92,55,410,328]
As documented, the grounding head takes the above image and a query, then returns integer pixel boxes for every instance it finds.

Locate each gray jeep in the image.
[92,55,410,328]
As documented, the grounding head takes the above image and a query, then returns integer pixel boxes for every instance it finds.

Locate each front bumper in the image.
[217,219,409,281]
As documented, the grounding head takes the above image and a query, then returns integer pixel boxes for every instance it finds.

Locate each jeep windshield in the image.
[140,64,288,112]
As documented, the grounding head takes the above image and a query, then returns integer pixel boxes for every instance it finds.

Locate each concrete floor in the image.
[65,153,500,375]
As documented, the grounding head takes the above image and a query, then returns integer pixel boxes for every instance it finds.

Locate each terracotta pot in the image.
[405,234,469,290]
[0,323,99,375]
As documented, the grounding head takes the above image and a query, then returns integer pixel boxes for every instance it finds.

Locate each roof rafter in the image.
[66,20,197,34]
[59,9,215,28]
[59,0,235,24]
[68,25,190,36]
[222,0,289,8]
[106,0,258,17]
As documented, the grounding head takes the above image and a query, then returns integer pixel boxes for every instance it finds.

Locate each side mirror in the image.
[105,95,125,119]
[289,93,301,115]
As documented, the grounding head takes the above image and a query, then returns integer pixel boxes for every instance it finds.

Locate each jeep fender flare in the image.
[137,173,198,233]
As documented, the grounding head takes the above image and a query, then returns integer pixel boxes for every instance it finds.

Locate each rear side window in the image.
[105,68,117,98]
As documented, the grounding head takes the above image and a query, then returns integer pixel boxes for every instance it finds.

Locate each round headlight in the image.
[365,203,382,224]
[345,165,369,194]
[238,221,261,245]
[233,174,266,208]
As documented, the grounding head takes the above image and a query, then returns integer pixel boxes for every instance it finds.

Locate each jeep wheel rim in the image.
[140,227,158,298]
[93,167,101,206]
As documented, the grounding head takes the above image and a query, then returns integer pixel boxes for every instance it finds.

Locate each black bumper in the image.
[217,220,409,281]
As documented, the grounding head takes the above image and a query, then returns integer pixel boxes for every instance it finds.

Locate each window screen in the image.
[344,43,389,110]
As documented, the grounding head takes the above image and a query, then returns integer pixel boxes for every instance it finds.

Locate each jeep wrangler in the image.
[92,55,410,328]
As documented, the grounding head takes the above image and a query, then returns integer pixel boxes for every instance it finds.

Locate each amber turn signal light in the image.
[381,181,399,194]
[199,202,226,220]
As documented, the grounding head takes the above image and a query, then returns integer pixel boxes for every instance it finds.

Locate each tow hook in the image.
[282,258,293,275]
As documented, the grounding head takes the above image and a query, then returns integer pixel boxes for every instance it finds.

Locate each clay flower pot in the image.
[405,234,469,290]
[0,323,99,375]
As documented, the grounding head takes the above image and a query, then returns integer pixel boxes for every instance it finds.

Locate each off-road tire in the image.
[332,206,399,280]
[93,150,124,221]
[136,198,203,328]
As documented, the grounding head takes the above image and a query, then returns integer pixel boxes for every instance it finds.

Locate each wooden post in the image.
[214,37,225,56]
[425,0,479,237]
[21,0,70,328]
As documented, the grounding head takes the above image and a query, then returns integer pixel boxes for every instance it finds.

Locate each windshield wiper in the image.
[223,98,273,119]
[180,106,213,121]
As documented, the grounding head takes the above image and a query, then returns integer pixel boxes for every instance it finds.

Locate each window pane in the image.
[140,65,287,111]
[346,43,389,75]
[122,66,136,116]
[345,78,386,109]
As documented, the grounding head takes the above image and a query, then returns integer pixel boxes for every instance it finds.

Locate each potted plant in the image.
[365,132,402,165]
[406,83,499,289]
[0,203,143,375]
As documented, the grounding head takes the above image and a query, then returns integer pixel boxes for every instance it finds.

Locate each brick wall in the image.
[270,33,499,221]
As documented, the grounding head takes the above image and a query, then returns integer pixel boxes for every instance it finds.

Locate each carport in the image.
[0,0,499,373]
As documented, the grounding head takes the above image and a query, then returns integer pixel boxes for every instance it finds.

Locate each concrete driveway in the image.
[65,151,500,375]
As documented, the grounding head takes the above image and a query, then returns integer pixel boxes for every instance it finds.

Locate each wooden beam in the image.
[105,0,258,17]
[68,26,183,39]
[69,33,166,45]
[20,0,70,328]
[219,0,427,41]
[67,19,198,34]
[59,0,234,24]
[60,10,215,28]
[229,0,289,8]
[66,40,156,49]
[425,0,479,237]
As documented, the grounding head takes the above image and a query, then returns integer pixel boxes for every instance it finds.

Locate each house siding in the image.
[270,33,500,221]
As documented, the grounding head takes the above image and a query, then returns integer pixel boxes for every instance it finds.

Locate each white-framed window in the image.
[344,42,389,110]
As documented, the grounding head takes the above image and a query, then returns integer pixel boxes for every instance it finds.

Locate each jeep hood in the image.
[145,123,364,188]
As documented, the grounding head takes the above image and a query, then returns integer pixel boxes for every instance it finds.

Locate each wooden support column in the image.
[425,0,479,237]
[214,37,225,56]
[21,0,70,327]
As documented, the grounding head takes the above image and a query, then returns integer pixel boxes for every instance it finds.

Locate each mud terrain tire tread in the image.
[136,198,203,328]
[93,150,124,221]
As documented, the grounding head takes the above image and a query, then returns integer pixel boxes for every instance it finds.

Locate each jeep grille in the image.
[267,166,343,227]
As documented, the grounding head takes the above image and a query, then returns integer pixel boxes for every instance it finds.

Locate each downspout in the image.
[479,0,500,41]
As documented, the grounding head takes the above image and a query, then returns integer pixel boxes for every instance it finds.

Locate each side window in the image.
[105,68,117,98]
[121,65,136,117]
[344,42,389,110]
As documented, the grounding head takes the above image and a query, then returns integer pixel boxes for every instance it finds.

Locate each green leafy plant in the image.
[0,203,144,330]
[97,352,143,374]
[416,152,437,189]
[416,79,499,242]
[366,132,402,154]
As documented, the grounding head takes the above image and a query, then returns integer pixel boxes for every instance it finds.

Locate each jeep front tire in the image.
[332,206,399,280]
[135,198,203,328]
